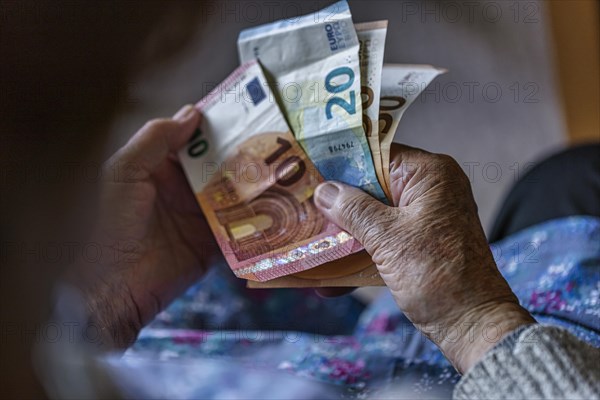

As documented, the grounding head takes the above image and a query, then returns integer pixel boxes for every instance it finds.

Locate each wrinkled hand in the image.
[314,144,535,373]
[75,105,219,348]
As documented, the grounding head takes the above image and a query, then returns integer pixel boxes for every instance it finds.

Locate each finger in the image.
[387,144,420,206]
[389,142,429,161]
[108,105,200,180]
[388,143,463,207]
[314,182,397,257]
[388,143,432,174]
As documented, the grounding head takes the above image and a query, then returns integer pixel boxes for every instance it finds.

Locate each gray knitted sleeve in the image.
[453,324,600,399]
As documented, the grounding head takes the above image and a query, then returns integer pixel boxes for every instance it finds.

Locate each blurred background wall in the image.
[106,0,599,233]
[547,0,599,144]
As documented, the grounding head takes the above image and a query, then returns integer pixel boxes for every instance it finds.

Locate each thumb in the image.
[314,182,397,254]
[107,105,200,182]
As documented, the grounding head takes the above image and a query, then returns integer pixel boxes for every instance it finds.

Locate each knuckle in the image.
[434,153,469,185]
[142,118,174,134]
[435,153,460,171]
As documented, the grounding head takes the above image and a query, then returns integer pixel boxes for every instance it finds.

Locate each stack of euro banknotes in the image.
[179,0,444,288]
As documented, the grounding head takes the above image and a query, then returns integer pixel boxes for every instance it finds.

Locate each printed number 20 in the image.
[325,67,356,119]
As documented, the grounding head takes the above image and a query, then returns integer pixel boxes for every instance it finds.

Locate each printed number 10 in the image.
[325,67,356,119]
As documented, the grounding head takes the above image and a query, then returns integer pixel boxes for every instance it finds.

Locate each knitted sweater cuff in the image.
[453,324,600,399]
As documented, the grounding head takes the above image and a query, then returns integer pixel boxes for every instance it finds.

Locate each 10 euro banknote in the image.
[178,60,363,282]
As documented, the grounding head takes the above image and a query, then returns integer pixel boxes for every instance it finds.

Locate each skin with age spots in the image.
[313,143,535,374]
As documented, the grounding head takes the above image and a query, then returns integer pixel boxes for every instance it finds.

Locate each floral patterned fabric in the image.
[114,216,600,399]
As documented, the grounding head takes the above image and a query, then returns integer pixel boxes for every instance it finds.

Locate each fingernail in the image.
[173,104,195,121]
[315,183,339,210]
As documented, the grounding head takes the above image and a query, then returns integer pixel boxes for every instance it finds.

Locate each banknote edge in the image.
[195,59,259,111]
[237,0,351,42]
[355,20,388,31]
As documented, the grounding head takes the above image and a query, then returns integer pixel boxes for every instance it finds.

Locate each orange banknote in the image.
[178,60,363,282]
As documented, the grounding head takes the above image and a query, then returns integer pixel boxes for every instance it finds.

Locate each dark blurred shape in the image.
[490,144,600,242]
[0,1,208,397]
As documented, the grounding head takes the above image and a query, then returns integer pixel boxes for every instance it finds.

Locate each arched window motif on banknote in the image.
[199,131,326,262]
[216,187,324,261]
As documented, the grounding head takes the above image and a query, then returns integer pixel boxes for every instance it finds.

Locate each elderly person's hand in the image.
[72,105,219,348]
[314,144,536,374]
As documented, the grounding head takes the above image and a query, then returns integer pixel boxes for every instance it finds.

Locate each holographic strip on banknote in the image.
[237,0,388,203]
[178,60,363,282]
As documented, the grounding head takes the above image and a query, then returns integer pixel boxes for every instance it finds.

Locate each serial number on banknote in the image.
[329,141,355,154]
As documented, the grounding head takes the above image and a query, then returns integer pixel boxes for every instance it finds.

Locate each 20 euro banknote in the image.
[237,0,387,202]
[178,60,363,282]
